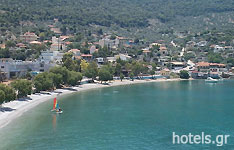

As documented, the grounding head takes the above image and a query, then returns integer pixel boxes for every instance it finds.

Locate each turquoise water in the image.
[0,80,234,149]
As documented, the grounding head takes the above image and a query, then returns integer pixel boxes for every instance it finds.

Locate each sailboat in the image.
[51,98,63,113]
[205,77,218,83]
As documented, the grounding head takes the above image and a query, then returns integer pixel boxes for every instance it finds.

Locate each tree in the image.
[208,53,223,63]
[0,84,16,102]
[150,70,155,75]
[50,66,69,85]
[11,79,32,98]
[34,72,53,92]
[5,40,16,48]
[98,46,110,58]
[120,73,124,81]
[0,90,5,105]
[67,71,82,86]
[150,45,160,52]
[84,61,98,81]
[183,52,195,61]
[99,68,113,83]
[62,53,75,71]
[110,34,116,40]
[39,32,45,41]
[115,63,122,76]
[97,28,103,35]
[24,72,32,80]
[179,70,190,79]
[130,72,134,81]
[80,60,89,73]
[0,69,6,82]
[47,72,63,88]
[0,48,10,58]
[134,38,139,44]
[132,61,144,76]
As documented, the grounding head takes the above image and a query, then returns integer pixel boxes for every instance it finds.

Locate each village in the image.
[0,32,234,80]
[0,19,234,81]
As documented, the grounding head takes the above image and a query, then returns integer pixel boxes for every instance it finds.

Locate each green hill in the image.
[0,0,234,39]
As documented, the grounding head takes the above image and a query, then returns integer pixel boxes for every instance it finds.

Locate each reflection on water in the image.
[52,114,57,131]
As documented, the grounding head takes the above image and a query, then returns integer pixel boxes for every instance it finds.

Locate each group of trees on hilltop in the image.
[0,0,233,33]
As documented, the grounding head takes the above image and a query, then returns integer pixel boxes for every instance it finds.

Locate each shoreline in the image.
[0,78,184,129]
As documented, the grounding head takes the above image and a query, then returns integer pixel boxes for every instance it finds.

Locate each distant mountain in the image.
[0,0,234,38]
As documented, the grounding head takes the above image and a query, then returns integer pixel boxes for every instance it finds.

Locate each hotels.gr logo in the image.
[172,132,230,147]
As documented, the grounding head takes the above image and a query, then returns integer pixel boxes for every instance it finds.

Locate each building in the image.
[30,41,42,45]
[160,68,170,77]
[50,36,66,51]
[117,36,129,47]
[142,49,151,56]
[209,63,226,72]
[170,62,185,70]
[224,46,234,51]
[191,71,208,79]
[197,62,210,72]
[96,57,104,64]
[99,37,119,49]
[196,41,207,47]
[159,46,168,56]
[50,28,62,35]
[68,49,81,56]
[197,62,226,73]
[20,32,39,43]
[107,57,116,63]
[81,54,93,62]
[150,43,161,48]
[0,58,55,79]
[115,54,132,61]
[39,51,64,64]
[214,45,224,53]
[158,56,170,66]
[0,44,6,49]
[231,67,234,73]
[16,43,27,48]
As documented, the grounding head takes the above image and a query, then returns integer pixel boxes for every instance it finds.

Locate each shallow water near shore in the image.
[1,80,234,149]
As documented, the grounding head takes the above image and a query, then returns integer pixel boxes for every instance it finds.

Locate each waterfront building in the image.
[197,62,226,73]
[170,62,185,70]
[0,58,56,79]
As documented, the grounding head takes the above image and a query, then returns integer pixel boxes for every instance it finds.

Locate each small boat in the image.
[51,98,63,113]
[205,77,218,83]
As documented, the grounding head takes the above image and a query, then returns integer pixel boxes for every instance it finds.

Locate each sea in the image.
[0,80,234,150]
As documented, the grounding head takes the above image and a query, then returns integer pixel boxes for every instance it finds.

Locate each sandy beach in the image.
[0,78,182,129]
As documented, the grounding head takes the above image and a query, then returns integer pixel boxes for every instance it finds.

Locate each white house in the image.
[96,57,104,64]
[0,58,56,79]
[196,41,207,47]
[99,37,119,49]
[115,54,132,61]
[39,51,64,64]
[214,45,224,53]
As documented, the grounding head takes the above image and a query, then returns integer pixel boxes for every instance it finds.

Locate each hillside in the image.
[0,0,234,39]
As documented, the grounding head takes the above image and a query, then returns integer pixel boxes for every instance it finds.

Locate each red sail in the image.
[53,98,57,109]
